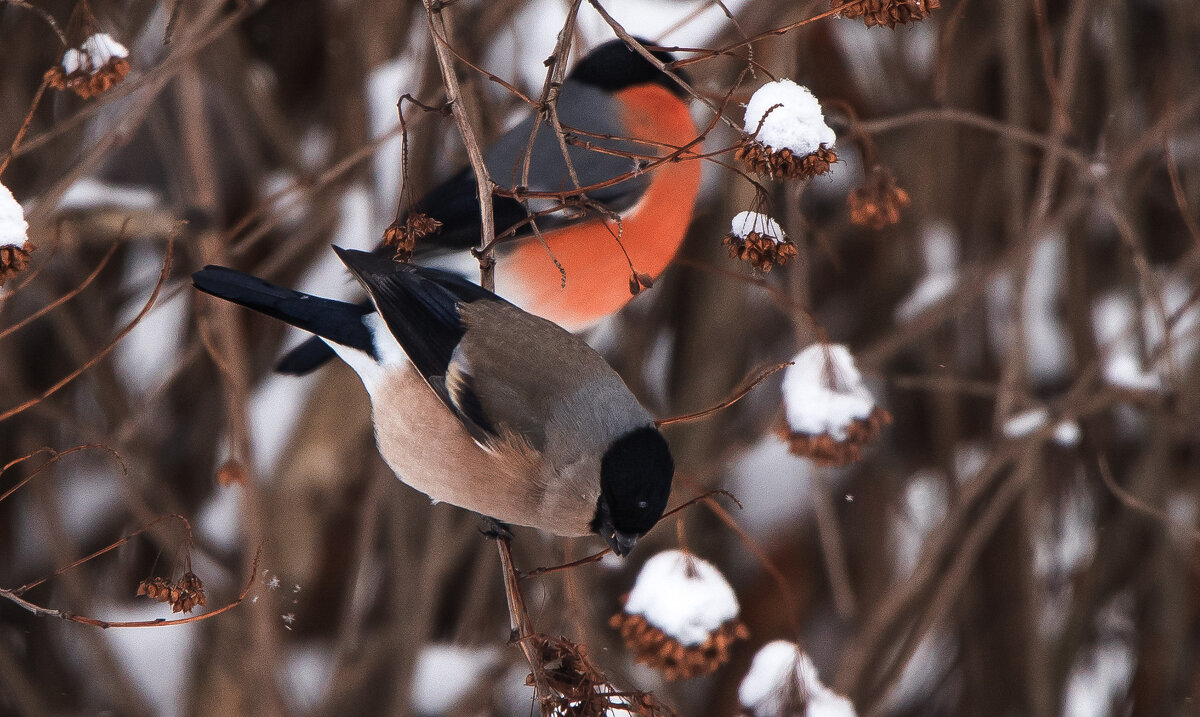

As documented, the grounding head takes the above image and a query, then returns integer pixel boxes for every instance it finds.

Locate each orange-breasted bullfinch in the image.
[276,37,702,376]
[192,247,674,556]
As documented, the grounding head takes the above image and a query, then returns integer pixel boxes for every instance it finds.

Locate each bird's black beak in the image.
[605,530,639,557]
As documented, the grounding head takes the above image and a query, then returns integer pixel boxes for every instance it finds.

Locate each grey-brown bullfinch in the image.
[276,37,701,376]
[192,247,673,556]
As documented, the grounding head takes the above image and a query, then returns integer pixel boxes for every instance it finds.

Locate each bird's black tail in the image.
[192,266,377,360]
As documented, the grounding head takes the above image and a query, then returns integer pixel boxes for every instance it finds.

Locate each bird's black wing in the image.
[333,246,498,440]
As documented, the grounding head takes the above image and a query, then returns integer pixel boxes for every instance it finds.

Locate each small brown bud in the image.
[216,459,248,486]
[0,241,34,288]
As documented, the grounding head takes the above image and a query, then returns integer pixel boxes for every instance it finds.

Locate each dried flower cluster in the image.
[832,0,941,28]
[612,612,749,681]
[724,211,798,272]
[739,80,838,180]
[46,33,131,99]
[383,212,443,262]
[610,550,748,680]
[738,141,839,181]
[526,634,675,716]
[137,571,207,613]
[848,167,910,229]
[0,241,34,288]
[779,343,891,466]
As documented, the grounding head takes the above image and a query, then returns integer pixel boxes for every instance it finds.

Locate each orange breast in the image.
[502,84,702,330]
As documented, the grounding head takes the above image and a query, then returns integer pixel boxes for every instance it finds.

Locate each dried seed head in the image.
[611,550,748,681]
[0,241,34,288]
[848,167,911,229]
[171,571,207,613]
[739,80,837,180]
[832,0,941,28]
[779,343,891,466]
[724,211,798,272]
[737,140,839,180]
[383,212,443,262]
[525,633,674,715]
[137,576,172,603]
[46,33,131,99]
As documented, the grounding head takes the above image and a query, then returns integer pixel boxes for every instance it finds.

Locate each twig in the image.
[1096,453,1200,545]
[0,548,261,629]
[0,228,124,343]
[422,0,497,290]
[0,74,51,177]
[655,362,792,427]
[0,229,175,422]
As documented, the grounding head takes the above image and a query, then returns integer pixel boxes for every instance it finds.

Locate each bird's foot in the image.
[480,517,513,542]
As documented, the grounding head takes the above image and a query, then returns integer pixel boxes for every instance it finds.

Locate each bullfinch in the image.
[192,247,674,556]
[277,37,701,376]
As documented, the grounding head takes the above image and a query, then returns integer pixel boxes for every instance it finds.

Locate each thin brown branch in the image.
[0,229,175,422]
[655,362,792,427]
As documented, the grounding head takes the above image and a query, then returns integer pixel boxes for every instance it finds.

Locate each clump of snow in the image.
[782,344,878,441]
[62,33,129,75]
[896,221,959,321]
[1002,408,1049,438]
[743,80,836,156]
[731,211,786,242]
[410,644,500,715]
[623,550,739,646]
[1,180,28,247]
[58,178,159,212]
[739,641,857,717]
[895,272,957,321]
[1102,353,1164,392]
[1053,420,1082,446]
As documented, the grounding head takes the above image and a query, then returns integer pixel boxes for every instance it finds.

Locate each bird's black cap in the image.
[568,37,690,98]
[593,426,674,537]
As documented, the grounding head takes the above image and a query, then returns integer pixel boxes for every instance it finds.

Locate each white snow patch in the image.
[367,39,426,214]
[280,644,335,712]
[1053,420,1082,446]
[1034,480,1096,580]
[725,435,813,543]
[896,272,957,321]
[115,243,187,396]
[62,33,129,75]
[57,178,159,212]
[90,602,197,717]
[896,222,959,321]
[742,80,836,156]
[739,641,856,717]
[892,470,948,578]
[197,483,244,554]
[0,180,28,247]
[410,644,500,715]
[1063,641,1135,717]
[730,211,785,242]
[782,344,879,442]
[255,186,379,477]
[1002,408,1049,438]
[623,550,739,646]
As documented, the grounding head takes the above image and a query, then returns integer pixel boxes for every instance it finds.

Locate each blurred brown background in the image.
[2,0,1199,715]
